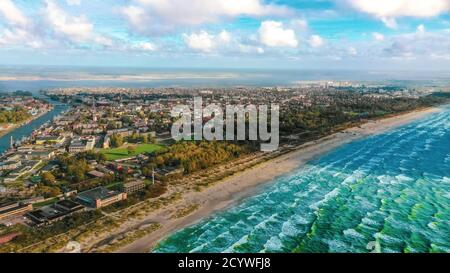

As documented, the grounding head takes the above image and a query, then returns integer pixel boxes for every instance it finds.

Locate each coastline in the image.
[112,106,442,253]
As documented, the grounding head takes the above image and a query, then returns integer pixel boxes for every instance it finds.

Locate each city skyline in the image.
[0,0,450,70]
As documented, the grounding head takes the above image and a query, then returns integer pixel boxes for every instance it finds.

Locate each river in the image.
[0,95,69,154]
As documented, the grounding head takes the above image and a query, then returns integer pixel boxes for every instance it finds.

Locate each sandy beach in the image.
[115,106,442,253]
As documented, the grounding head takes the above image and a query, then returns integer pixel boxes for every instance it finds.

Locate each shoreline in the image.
[114,106,442,253]
[0,108,52,139]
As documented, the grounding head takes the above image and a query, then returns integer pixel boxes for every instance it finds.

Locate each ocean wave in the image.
[154,108,450,253]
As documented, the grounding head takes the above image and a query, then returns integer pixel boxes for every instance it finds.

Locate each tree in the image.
[49,187,62,197]
[122,116,133,125]
[107,122,117,130]
[67,159,89,183]
[142,134,149,144]
[110,134,123,148]
[41,172,56,185]
[0,107,31,124]
[36,185,61,198]
[101,174,115,185]
[79,151,106,162]
[154,156,165,166]
[127,145,136,155]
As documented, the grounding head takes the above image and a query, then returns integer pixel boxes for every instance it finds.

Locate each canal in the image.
[0,96,69,154]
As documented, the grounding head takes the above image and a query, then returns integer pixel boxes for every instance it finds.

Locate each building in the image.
[25,200,85,226]
[0,233,20,245]
[68,137,86,153]
[26,207,64,226]
[35,135,65,145]
[86,137,95,150]
[156,166,185,178]
[53,200,84,213]
[95,164,114,175]
[8,165,32,176]
[76,187,127,209]
[102,135,110,149]
[6,160,41,178]
[0,161,22,171]
[26,150,55,160]
[4,154,20,162]
[87,170,105,178]
[69,137,96,153]
[123,180,146,194]
[0,202,33,220]
[3,174,20,183]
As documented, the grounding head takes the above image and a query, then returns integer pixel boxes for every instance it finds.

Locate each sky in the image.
[0,0,450,70]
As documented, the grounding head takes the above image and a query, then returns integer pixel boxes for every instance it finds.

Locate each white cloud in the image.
[93,36,113,47]
[183,31,216,52]
[417,24,426,37]
[238,44,264,54]
[345,0,450,28]
[372,32,385,41]
[381,17,398,29]
[308,35,324,48]
[258,21,298,48]
[0,0,28,26]
[44,0,110,46]
[382,26,450,60]
[0,28,43,48]
[218,30,232,43]
[347,46,358,55]
[122,0,291,34]
[0,1,43,48]
[0,0,115,49]
[133,42,157,51]
[183,30,232,52]
[121,5,147,31]
[45,0,94,42]
[66,0,82,6]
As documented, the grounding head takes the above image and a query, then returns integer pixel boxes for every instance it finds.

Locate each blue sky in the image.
[1,0,450,69]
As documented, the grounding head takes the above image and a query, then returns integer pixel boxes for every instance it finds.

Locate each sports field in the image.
[101,144,163,161]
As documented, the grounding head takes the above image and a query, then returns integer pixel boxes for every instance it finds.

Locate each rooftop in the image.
[0,202,30,215]
[54,200,83,211]
[77,187,120,201]
[27,207,63,222]
[88,170,104,178]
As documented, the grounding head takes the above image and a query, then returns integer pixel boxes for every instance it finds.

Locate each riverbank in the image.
[0,107,52,139]
[112,107,442,253]
[0,99,68,154]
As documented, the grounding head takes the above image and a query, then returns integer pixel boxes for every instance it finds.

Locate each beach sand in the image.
[115,107,442,253]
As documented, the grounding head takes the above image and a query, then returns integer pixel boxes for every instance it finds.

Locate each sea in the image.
[154,106,450,253]
[1,66,450,89]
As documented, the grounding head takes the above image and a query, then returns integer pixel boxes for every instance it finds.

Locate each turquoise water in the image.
[154,107,450,253]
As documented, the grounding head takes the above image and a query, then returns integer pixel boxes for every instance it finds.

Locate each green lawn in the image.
[101,144,164,161]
